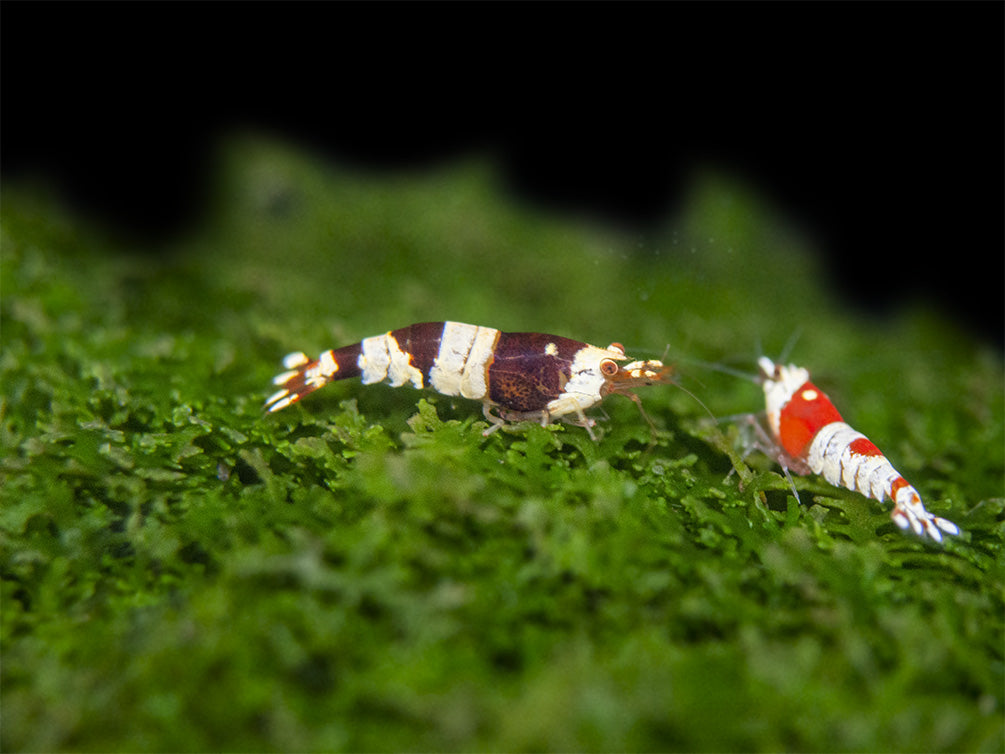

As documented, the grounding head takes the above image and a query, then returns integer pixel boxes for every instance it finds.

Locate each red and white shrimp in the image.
[756,356,959,543]
[264,321,674,439]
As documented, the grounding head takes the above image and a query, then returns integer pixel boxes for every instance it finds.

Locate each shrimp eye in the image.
[600,359,620,376]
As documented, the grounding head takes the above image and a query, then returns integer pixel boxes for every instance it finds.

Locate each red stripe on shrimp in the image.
[848,436,883,457]
[775,381,844,458]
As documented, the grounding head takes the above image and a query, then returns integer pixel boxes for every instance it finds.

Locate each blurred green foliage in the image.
[2,135,1002,751]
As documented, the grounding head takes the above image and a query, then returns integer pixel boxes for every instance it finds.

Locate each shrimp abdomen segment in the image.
[807,422,906,504]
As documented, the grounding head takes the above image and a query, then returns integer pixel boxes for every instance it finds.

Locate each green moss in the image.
[2,136,1002,752]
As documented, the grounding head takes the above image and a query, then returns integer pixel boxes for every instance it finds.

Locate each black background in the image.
[3,3,1002,347]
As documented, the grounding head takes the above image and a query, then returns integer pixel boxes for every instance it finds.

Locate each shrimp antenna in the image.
[670,377,718,423]
[777,327,804,365]
[675,355,760,384]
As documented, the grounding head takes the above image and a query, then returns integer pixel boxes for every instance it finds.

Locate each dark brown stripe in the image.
[329,342,365,381]
[390,322,446,381]
[488,332,586,413]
